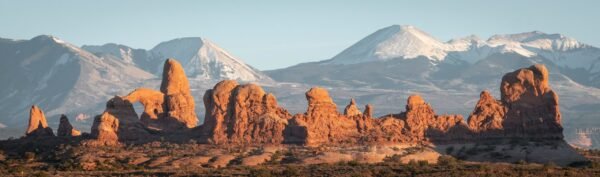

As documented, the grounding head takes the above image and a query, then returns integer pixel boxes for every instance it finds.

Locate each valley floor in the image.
[0,139,599,177]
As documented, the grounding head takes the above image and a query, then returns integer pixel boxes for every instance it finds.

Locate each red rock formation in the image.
[122,88,165,129]
[90,112,119,145]
[25,105,54,137]
[467,64,563,139]
[343,98,362,117]
[202,80,291,144]
[363,104,373,118]
[160,59,198,129]
[467,91,506,136]
[57,114,81,137]
[90,96,150,143]
[376,95,468,142]
[286,87,359,145]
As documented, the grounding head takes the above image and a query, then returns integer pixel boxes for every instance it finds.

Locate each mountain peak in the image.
[150,37,271,82]
[328,25,447,64]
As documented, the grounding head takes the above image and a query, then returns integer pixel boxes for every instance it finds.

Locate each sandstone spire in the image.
[160,58,198,129]
[57,114,81,137]
[363,104,373,118]
[26,105,54,137]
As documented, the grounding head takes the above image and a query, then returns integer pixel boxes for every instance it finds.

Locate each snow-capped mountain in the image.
[267,25,600,149]
[326,25,600,74]
[84,37,272,82]
[150,37,271,82]
[327,25,448,64]
[0,35,154,138]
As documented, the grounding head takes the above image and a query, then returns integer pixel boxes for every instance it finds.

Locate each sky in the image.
[1,0,599,70]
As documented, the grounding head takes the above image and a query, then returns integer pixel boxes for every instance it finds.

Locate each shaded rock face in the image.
[57,114,81,137]
[500,64,562,139]
[160,59,198,129]
[202,80,291,144]
[286,88,360,145]
[468,64,563,139]
[26,105,54,137]
[90,96,150,144]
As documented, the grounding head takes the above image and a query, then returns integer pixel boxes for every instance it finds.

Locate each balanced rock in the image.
[57,114,81,137]
[25,105,54,137]
[160,58,198,129]
[202,80,291,144]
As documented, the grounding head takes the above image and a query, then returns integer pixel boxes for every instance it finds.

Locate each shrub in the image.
[249,168,274,177]
[418,160,429,167]
[445,146,454,154]
[438,155,458,169]
[24,152,36,162]
[281,165,300,177]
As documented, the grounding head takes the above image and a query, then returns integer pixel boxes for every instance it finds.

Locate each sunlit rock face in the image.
[25,105,54,137]
[201,80,291,144]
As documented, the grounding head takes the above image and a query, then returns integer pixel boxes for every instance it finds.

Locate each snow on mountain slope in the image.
[82,43,156,72]
[0,35,154,136]
[328,25,448,64]
[150,37,272,82]
[326,25,600,73]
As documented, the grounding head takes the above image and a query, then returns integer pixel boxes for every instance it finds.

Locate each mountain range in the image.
[0,25,599,148]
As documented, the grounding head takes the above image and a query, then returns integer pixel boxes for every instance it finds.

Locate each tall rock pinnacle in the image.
[160,58,198,129]
[26,105,54,137]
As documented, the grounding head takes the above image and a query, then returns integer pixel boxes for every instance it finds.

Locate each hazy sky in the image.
[1,0,599,70]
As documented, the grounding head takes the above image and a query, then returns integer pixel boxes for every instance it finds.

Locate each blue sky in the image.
[1,0,599,70]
